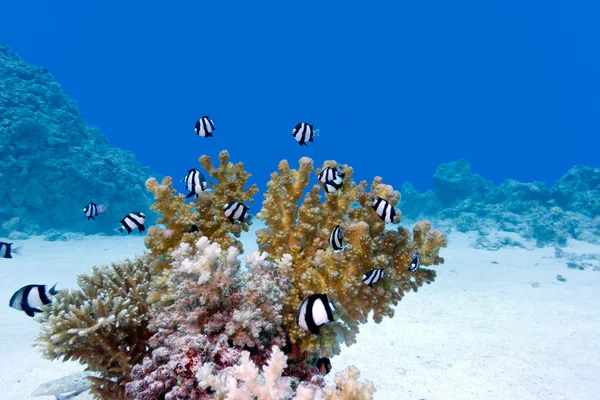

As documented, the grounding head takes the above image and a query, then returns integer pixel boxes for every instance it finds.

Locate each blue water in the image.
[1,1,598,194]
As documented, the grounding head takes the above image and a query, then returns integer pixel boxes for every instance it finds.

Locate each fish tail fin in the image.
[49,283,60,296]
[186,191,195,198]
[329,295,338,312]
[245,214,254,225]
[12,244,23,255]
[206,132,213,137]
[314,129,320,136]
[115,226,125,233]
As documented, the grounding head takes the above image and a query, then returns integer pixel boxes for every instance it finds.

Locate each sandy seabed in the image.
[0,228,598,400]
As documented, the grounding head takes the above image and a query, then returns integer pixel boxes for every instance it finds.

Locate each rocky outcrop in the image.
[400,159,600,247]
[0,45,157,236]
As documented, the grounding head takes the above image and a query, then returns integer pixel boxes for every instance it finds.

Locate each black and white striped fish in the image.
[9,283,59,317]
[117,212,146,234]
[318,167,345,193]
[181,168,209,198]
[371,196,396,223]
[194,116,215,137]
[292,122,319,146]
[362,268,387,287]
[0,242,21,258]
[410,252,420,272]
[223,201,252,224]
[83,202,98,220]
[296,293,338,335]
[329,225,345,251]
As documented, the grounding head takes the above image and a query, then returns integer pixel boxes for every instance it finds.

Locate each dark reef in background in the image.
[0,45,158,237]
[400,159,600,247]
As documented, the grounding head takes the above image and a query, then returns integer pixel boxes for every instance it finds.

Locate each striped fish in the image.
[319,167,345,193]
[9,283,59,317]
[329,225,345,251]
[362,268,387,288]
[410,252,420,272]
[181,168,208,198]
[117,212,146,234]
[83,202,98,220]
[195,116,215,137]
[292,122,319,146]
[223,201,252,224]
[371,196,396,223]
[296,294,338,334]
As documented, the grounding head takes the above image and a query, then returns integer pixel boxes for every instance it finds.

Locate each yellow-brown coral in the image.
[257,158,447,358]
[144,150,258,301]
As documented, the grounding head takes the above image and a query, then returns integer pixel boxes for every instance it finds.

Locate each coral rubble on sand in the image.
[0,45,157,237]
[37,153,447,399]
[400,159,600,247]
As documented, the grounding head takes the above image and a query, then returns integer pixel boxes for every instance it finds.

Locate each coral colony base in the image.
[35,150,447,399]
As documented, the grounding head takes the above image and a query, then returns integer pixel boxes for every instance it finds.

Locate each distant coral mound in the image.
[0,45,156,236]
[401,159,600,247]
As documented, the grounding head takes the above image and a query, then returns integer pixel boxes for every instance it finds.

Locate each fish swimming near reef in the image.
[296,293,338,334]
[181,168,210,198]
[223,201,253,224]
[329,225,345,251]
[116,212,146,234]
[410,251,420,272]
[9,283,59,317]
[371,196,396,223]
[362,268,387,287]
[292,122,319,146]
[0,241,22,258]
[83,202,98,220]
[316,357,332,375]
[195,116,215,137]
[31,371,92,400]
[318,167,345,193]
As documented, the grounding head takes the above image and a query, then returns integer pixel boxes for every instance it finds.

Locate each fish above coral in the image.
[319,166,345,193]
[9,283,59,317]
[371,195,396,223]
[194,116,215,137]
[116,212,146,234]
[292,122,319,146]
[329,225,346,252]
[180,168,210,199]
[362,268,387,288]
[223,200,253,224]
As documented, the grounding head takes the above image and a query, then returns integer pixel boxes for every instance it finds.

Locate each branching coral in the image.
[36,256,153,399]
[256,158,447,358]
[145,150,258,302]
[125,237,288,399]
[196,345,375,400]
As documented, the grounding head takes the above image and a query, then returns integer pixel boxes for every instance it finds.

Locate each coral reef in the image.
[256,158,447,358]
[36,256,153,399]
[0,45,158,237]
[37,154,446,400]
[400,159,600,247]
[144,150,258,302]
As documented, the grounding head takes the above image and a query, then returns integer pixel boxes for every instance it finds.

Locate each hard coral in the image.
[36,256,153,399]
[145,149,258,302]
[125,237,288,399]
[256,158,447,358]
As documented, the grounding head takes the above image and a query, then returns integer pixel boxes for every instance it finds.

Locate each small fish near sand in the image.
[31,371,92,400]
[116,212,146,234]
[195,116,215,137]
[0,241,22,258]
[296,294,338,335]
[292,122,319,146]
[83,202,106,221]
[9,283,59,317]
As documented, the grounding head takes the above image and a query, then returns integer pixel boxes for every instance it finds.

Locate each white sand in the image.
[1,229,599,400]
